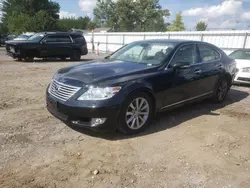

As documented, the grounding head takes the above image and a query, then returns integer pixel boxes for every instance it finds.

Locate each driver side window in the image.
[170,44,196,67]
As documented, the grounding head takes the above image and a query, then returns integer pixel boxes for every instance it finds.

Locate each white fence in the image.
[84,30,250,55]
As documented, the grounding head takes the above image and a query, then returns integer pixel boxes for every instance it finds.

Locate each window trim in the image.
[166,43,197,69]
[196,43,222,64]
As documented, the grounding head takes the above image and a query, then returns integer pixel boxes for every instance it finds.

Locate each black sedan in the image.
[46,40,237,134]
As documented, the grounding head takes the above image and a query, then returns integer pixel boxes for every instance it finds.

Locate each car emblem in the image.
[54,85,61,91]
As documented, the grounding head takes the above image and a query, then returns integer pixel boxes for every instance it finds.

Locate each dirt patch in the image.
[221,109,250,120]
[0,59,250,188]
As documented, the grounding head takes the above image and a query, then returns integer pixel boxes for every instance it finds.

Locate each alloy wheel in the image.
[217,80,228,101]
[125,97,150,130]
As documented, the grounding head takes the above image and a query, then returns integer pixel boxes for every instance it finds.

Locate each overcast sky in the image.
[57,0,250,30]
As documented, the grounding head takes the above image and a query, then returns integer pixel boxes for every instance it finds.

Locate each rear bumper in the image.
[46,92,120,132]
[81,45,88,55]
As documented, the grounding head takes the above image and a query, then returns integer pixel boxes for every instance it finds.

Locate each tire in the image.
[70,50,81,61]
[117,91,154,134]
[24,56,34,62]
[213,77,229,103]
[17,58,22,61]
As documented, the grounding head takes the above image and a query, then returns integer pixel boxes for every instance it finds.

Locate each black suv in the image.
[5,32,88,61]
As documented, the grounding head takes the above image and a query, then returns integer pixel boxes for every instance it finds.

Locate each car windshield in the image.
[229,50,250,60]
[109,41,176,66]
[28,33,44,42]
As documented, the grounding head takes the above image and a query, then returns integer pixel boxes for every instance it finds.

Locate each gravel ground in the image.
[0,55,250,188]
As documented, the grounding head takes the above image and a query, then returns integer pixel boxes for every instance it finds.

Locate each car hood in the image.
[55,59,156,86]
[5,40,36,45]
[13,38,28,41]
[235,59,250,69]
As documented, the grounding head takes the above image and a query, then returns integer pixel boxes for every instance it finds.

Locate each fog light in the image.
[91,118,107,127]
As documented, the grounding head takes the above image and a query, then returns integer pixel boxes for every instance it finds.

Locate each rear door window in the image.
[197,44,220,63]
[57,35,72,43]
[45,35,72,43]
[44,36,57,43]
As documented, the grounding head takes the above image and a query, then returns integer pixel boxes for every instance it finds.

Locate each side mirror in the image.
[41,40,47,44]
[173,62,190,69]
[104,55,111,59]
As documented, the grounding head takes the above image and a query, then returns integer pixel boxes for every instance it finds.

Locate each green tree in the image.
[196,21,207,31]
[0,23,8,35]
[88,21,99,30]
[134,0,170,32]
[6,12,30,33]
[1,0,60,34]
[168,12,185,31]
[93,0,170,32]
[29,10,58,32]
[58,16,92,31]
[93,0,117,29]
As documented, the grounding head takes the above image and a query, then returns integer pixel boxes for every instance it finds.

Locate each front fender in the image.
[116,81,157,113]
[121,81,154,96]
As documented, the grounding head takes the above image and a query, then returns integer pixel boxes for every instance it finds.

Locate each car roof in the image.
[137,39,213,45]
[141,39,193,43]
[37,31,83,36]
[136,39,221,50]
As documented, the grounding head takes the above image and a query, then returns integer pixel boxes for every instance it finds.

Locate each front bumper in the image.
[234,71,250,84]
[46,91,120,132]
[6,51,20,59]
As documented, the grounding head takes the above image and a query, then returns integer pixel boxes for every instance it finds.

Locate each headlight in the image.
[78,86,121,100]
[242,67,250,72]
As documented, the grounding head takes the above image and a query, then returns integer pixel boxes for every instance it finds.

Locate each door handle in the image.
[194,69,202,74]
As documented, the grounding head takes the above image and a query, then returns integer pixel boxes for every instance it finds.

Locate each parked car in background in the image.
[0,35,7,46]
[14,33,35,41]
[6,34,16,41]
[5,31,88,61]
[229,49,250,85]
[46,40,236,134]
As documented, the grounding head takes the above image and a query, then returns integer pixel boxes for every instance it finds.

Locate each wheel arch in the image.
[224,72,233,87]
[122,84,157,115]
[72,48,81,54]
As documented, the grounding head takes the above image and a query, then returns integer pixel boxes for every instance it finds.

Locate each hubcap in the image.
[125,97,149,130]
[217,80,228,100]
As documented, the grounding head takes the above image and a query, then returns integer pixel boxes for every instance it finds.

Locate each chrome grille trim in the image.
[48,80,81,101]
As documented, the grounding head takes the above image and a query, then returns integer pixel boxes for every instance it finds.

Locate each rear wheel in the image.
[70,50,81,61]
[118,92,153,134]
[213,77,229,102]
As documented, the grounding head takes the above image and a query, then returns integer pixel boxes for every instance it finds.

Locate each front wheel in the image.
[118,92,153,134]
[24,56,34,62]
[213,77,229,102]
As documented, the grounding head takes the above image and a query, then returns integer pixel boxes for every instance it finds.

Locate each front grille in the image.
[48,80,81,101]
[237,77,250,82]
